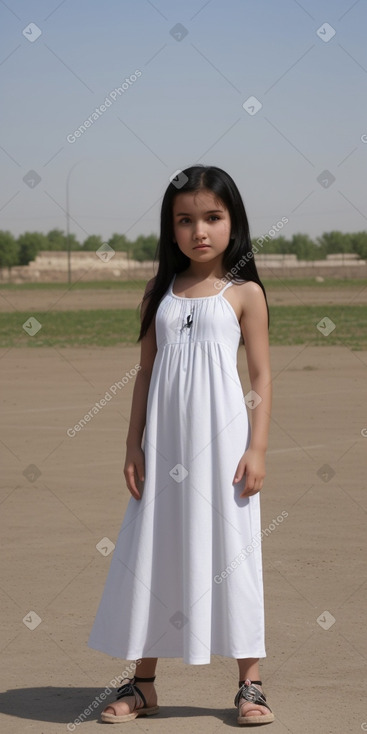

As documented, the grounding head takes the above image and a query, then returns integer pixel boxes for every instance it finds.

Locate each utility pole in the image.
[66,160,84,284]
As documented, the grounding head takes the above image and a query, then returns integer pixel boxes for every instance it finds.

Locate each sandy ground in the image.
[1,283,367,313]
[0,341,366,734]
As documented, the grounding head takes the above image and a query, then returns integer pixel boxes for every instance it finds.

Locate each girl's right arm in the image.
[124,277,157,500]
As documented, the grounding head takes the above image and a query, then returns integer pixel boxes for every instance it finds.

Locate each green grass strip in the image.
[0,309,140,348]
[0,279,147,291]
[1,278,367,291]
[269,305,367,349]
[0,305,366,349]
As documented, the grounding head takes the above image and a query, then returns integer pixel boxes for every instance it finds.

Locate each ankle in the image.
[239,679,262,688]
[134,678,157,706]
[134,675,156,687]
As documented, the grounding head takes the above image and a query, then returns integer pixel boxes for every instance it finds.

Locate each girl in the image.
[88,165,274,726]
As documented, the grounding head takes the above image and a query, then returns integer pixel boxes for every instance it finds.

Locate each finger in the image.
[240,476,256,497]
[241,478,263,498]
[244,472,255,491]
[136,459,145,482]
[124,466,141,500]
[233,463,246,483]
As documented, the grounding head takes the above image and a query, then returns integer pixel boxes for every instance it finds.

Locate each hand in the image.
[233,448,266,498]
[124,446,145,500]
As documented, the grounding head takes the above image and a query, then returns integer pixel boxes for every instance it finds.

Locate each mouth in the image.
[194,244,210,250]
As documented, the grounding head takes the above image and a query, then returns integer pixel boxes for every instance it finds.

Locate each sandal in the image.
[101,675,159,723]
[234,678,274,726]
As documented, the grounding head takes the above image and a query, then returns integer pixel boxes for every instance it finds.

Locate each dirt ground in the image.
[0,340,366,734]
[1,283,367,313]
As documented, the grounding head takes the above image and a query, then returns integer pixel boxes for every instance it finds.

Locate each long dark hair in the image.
[138,164,269,341]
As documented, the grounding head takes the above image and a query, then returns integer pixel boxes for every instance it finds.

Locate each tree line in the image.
[0,229,367,273]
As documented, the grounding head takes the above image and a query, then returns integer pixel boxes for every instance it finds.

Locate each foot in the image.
[235,680,274,725]
[239,683,271,720]
[102,679,158,718]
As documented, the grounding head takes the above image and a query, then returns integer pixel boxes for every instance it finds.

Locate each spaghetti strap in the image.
[219,279,234,295]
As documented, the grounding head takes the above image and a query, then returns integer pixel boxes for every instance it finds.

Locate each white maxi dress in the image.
[88,275,266,664]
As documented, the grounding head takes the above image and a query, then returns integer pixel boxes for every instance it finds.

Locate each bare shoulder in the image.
[226,279,266,320]
[236,279,264,295]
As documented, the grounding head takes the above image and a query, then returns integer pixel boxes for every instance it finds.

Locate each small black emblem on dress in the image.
[181,306,195,332]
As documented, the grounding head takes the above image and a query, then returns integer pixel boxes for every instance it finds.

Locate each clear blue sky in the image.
[0,0,366,244]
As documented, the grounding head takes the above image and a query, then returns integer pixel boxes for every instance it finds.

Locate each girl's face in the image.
[172,189,232,264]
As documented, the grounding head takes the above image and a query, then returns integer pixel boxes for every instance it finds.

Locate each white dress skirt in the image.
[88,276,266,664]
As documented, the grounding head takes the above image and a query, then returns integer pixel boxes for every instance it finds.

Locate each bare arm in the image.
[233,282,272,497]
[124,277,157,499]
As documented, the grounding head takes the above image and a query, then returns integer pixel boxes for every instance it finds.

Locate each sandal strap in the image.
[239,679,262,686]
[234,680,272,713]
[115,676,148,709]
[134,675,156,682]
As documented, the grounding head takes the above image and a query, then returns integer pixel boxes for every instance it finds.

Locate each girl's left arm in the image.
[233,281,272,498]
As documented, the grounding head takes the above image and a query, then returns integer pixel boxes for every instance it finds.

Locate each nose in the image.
[193,221,207,241]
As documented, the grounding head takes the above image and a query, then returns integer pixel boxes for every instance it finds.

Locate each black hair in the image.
[138,164,269,341]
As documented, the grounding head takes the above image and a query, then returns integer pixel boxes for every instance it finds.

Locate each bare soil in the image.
[0,344,366,732]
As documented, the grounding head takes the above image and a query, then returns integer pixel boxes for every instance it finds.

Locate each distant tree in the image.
[349,231,367,260]
[45,228,80,250]
[66,233,81,250]
[46,228,67,250]
[254,235,293,255]
[81,234,105,251]
[108,233,131,252]
[271,236,293,254]
[289,233,318,259]
[1,228,366,268]
[17,231,48,265]
[316,231,352,254]
[131,234,158,262]
[0,230,19,277]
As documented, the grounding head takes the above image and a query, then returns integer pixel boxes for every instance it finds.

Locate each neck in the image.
[184,259,227,281]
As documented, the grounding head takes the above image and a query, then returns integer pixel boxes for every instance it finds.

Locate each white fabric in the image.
[88,276,266,664]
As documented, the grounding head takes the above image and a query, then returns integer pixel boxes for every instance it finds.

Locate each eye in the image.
[208,215,220,221]
[178,217,190,224]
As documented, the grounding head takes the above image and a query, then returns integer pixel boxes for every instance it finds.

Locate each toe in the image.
[103,696,136,717]
[240,701,270,718]
[103,705,115,715]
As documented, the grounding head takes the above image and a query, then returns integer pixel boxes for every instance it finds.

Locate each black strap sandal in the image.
[235,678,274,726]
[101,674,159,723]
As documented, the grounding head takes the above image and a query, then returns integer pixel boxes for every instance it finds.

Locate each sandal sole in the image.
[237,712,275,725]
[101,705,159,723]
